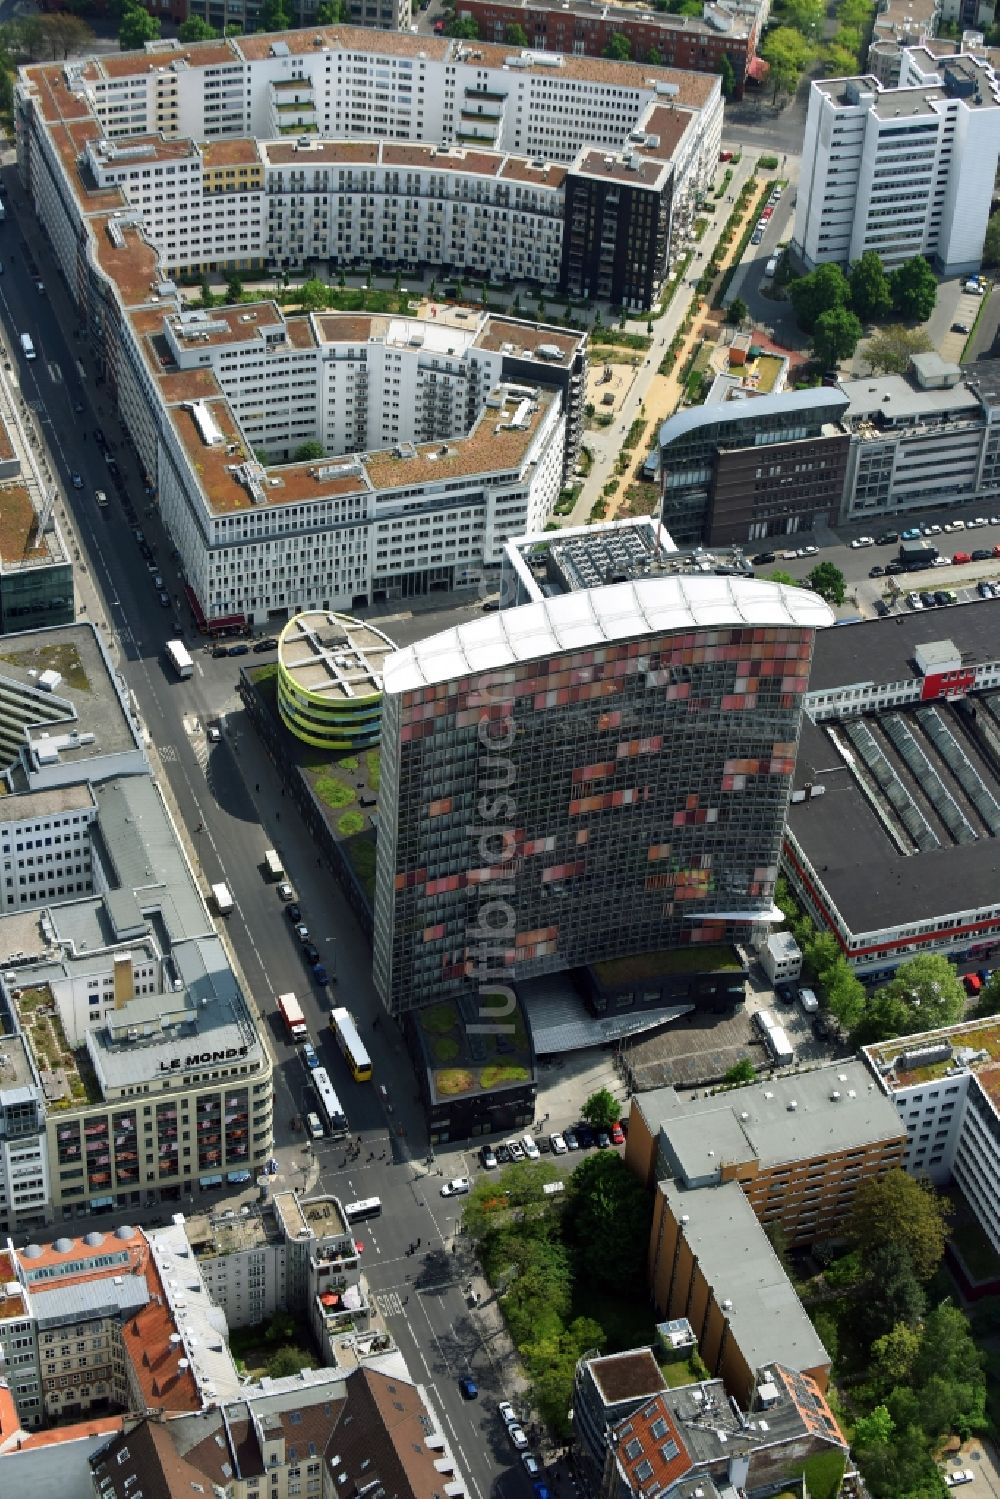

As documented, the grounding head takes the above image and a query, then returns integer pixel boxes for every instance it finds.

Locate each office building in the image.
[867,0,943,85]
[0,1217,241,1430]
[840,356,1000,520]
[0,484,73,638]
[372,574,833,1016]
[793,48,1000,275]
[865,1016,1000,1255]
[0,625,272,1226]
[460,0,760,97]
[657,388,851,547]
[276,612,395,751]
[175,0,412,32]
[784,603,1000,976]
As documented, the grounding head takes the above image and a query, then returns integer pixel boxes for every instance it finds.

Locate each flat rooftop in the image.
[588,1348,665,1404]
[278,613,395,703]
[0,622,139,775]
[806,598,1000,695]
[662,1179,830,1375]
[0,484,68,572]
[787,694,1000,932]
[641,1059,905,1181]
[839,372,981,425]
[0,1030,38,1094]
[865,1015,1000,1102]
[186,1203,283,1260]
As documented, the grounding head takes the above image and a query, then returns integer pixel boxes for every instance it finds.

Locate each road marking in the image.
[375,1291,404,1317]
[47,361,62,384]
[159,743,178,762]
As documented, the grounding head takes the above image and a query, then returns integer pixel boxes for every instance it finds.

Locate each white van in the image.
[306,1111,324,1140]
[20,333,35,360]
[799,987,820,1013]
[764,255,779,279]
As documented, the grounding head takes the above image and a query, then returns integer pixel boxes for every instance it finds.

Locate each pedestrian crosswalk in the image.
[375,1291,404,1318]
[183,715,211,773]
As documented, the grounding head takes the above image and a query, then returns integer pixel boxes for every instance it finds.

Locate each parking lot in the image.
[845,516,1000,617]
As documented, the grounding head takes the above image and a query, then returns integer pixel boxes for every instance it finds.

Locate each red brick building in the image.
[458,0,758,97]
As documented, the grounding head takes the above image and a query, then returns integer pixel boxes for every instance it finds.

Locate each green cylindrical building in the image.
[277,611,395,751]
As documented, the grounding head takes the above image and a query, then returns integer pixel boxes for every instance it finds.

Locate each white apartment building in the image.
[866,1017,1000,1254]
[793,47,1000,274]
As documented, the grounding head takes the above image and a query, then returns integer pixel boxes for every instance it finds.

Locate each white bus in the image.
[343,1197,382,1223]
[165,639,193,679]
[311,1066,348,1137]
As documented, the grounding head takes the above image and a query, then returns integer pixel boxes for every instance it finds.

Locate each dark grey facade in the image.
[0,557,73,635]
[659,388,850,546]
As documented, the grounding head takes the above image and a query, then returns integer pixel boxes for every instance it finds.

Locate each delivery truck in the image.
[211,882,234,915]
[278,991,308,1042]
[264,848,284,880]
[165,639,194,679]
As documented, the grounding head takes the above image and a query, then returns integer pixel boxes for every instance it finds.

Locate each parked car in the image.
[575,1123,595,1147]
[952,551,972,565]
[228,643,249,657]
[873,598,890,617]
[972,548,992,561]
[508,1426,529,1451]
[506,1139,525,1162]
[563,1128,579,1150]
[302,941,320,965]
[920,591,937,608]
[951,322,970,334]
[945,1473,974,1488]
[285,902,302,923]
[906,592,923,609]
[302,1042,319,1070]
[935,590,957,606]
[158,591,170,608]
[876,531,899,544]
[440,1176,471,1197]
[521,1134,540,1160]
[977,580,995,598]
[480,1144,498,1170]
[869,565,884,579]
[294,922,310,942]
[610,1121,625,1145]
[521,1455,541,1478]
[498,1402,518,1427]
[207,724,222,743]
[549,1132,568,1155]
[901,527,922,540]
[253,637,279,653]
[752,551,776,565]
[277,881,295,901]
[597,1130,612,1148]
[459,1376,478,1400]
[850,535,875,548]
[884,561,903,575]
[495,1142,512,1164]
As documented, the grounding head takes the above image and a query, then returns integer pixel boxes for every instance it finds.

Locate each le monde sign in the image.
[159,1044,249,1072]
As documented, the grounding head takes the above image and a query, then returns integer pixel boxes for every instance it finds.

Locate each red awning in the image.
[747,55,770,81]
[183,584,246,637]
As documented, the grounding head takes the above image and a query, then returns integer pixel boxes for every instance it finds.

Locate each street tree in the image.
[848,1167,951,1284]
[880,953,965,1032]
[296,277,330,312]
[766,570,802,587]
[38,13,95,58]
[780,0,825,32]
[259,0,292,28]
[824,959,866,1032]
[890,255,938,321]
[604,31,631,59]
[178,16,219,40]
[789,262,850,330]
[850,250,893,322]
[580,1087,620,1129]
[564,1151,651,1289]
[727,297,749,325]
[761,26,816,102]
[806,560,847,604]
[822,40,860,75]
[524,1317,605,1438]
[118,2,160,50]
[863,323,933,374]
[813,305,863,367]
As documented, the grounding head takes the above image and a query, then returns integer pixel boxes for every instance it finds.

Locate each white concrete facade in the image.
[793,48,1000,274]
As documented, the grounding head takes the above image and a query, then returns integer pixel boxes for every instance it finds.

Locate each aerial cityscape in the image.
[0,3,998,1499]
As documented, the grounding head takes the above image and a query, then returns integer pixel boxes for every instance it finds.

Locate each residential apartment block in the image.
[372,574,833,1016]
[0,1217,241,1430]
[575,1355,846,1499]
[0,624,272,1228]
[87,1361,468,1499]
[173,0,411,33]
[657,388,851,546]
[184,1191,368,1356]
[626,1063,905,1400]
[784,604,1000,976]
[793,47,1000,274]
[865,1016,1000,1255]
[458,0,760,97]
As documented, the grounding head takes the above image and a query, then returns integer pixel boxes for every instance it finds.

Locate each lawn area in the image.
[593,944,742,982]
[659,1354,709,1389]
[0,639,90,692]
[228,1315,318,1379]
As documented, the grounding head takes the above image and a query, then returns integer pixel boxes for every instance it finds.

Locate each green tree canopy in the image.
[874,953,966,1036]
[178,16,218,40]
[294,441,325,461]
[316,0,348,19]
[863,323,933,374]
[723,1057,755,1085]
[727,297,749,325]
[523,1317,605,1438]
[718,54,736,98]
[984,208,1000,267]
[580,1087,621,1130]
[806,560,847,604]
[850,250,893,322]
[118,2,160,50]
[761,26,816,101]
[848,1168,951,1284]
[863,1240,927,1337]
[824,958,866,1032]
[767,570,802,587]
[604,30,631,59]
[225,274,244,302]
[259,0,292,27]
[505,22,529,44]
[822,40,861,75]
[267,1346,306,1378]
[780,0,825,31]
[872,1323,921,1391]
[890,255,938,321]
[790,262,850,330]
[563,1151,651,1289]
[296,277,330,311]
[813,305,863,367]
[447,15,479,36]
